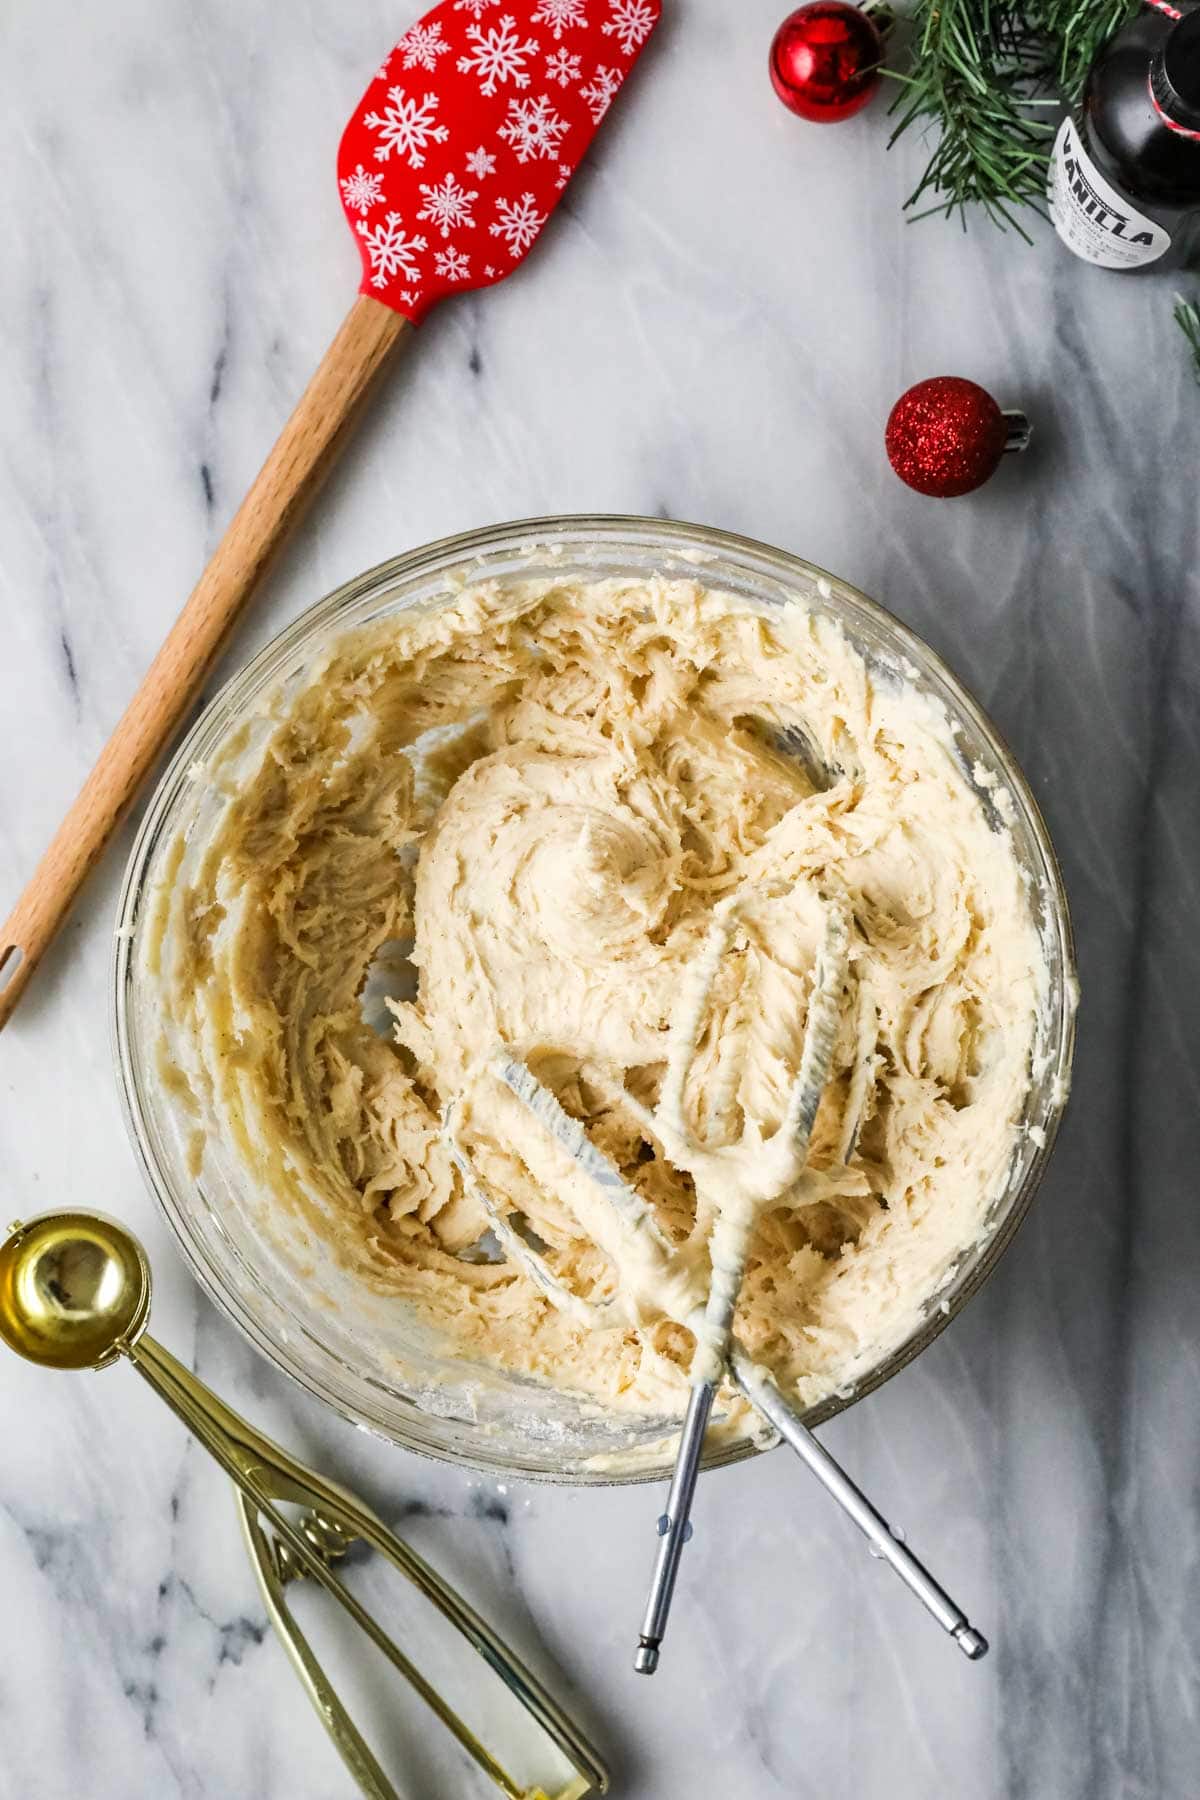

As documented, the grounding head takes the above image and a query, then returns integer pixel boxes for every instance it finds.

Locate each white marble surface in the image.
[2,1,1198,1795]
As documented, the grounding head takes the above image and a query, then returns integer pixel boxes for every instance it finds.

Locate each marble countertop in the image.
[3,1,1198,1795]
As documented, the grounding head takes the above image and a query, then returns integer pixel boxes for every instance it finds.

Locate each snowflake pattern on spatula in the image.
[362,89,449,167]
[340,164,385,213]
[499,93,569,161]
[545,48,583,86]
[435,246,473,280]
[602,0,655,55]
[355,212,428,286]
[490,191,546,255]
[339,0,659,321]
[418,172,480,236]
[457,15,541,95]
[398,21,452,69]
[534,0,589,38]
[579,64,620,121]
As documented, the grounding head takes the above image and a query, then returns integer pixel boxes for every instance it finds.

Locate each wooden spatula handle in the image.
[0,293,409,1031]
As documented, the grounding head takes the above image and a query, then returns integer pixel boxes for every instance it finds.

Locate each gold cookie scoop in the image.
[0,1209,606,1800]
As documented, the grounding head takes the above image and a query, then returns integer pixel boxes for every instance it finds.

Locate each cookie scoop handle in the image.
[0,295,409,1031]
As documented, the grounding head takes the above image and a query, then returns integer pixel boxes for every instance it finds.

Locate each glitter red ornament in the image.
[769,3,884,123]
[885,377,1031,498]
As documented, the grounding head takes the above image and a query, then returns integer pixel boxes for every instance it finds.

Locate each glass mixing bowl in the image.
[113,516,1076,1484]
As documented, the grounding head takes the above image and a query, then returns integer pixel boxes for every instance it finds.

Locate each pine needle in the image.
[1031,0,1143,96]
[1175,295,1200,385]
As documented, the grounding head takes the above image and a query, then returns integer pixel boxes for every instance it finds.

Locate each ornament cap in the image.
[1002,410,1032,455]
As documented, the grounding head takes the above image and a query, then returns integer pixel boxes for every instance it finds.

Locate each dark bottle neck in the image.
[1151,9,1200,133]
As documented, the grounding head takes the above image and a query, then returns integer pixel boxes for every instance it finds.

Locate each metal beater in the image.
[469,891,988,1673]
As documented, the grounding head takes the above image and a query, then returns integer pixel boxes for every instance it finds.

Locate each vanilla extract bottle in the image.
[1048,2,1200,271]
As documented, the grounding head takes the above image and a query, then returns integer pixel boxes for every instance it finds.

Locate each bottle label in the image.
[1048,117,1171,268]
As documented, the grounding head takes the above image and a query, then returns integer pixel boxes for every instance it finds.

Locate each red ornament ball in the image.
[770,3,884,123]
[885,376,1022,498]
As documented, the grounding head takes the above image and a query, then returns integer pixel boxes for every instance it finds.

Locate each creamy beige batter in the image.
[150,575,1046,1427]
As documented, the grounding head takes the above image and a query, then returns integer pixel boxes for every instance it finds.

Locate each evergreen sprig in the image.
[1030,0,1143,95]
[1175,295,1200,384]
[885,0,1141,235]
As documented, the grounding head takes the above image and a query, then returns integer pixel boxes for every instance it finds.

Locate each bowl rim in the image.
[112,512,1078,1485]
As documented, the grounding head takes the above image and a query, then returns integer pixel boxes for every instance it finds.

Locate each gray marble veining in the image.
[2,1,1199,1795]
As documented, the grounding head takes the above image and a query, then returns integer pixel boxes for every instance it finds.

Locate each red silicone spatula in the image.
[0,0,660,1029]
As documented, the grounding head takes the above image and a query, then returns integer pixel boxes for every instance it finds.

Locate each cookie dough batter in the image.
[150,575,1047,1425]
